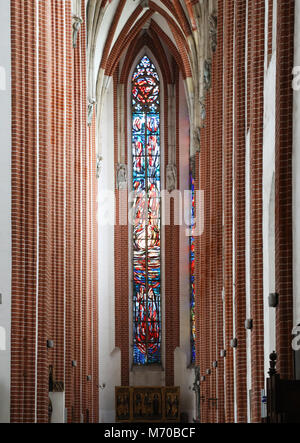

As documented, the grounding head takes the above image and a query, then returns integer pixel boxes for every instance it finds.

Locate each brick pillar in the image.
[234,0,248,423]
[223,0,235,423]
[114,71,130,386]
[36,0,54,423]
[209,82,217,423]
[11,0,39,423]
[65,0,76,423]
[216,0,225,423]
[275,0,295,380]
[165,76,180,386]
[248,0,265,423]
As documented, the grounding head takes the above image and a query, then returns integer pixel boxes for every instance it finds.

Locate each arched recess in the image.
[126,48,167,384]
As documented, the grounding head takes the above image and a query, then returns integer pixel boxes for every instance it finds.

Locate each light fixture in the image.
[87,375,92,381]
[269,293,279,308]
[230,338,238,348]
[220,349,226,358]
[72,360,77,367]
[245,319,253,330]
[47,340,54,349]
[201,376,206,382]
[213,361,218,368]
[206,369,211,375]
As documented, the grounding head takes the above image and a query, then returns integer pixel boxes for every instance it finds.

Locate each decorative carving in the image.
[268,351,278,376]
[166,164,177,192]
[140,0,150,10]
[133,388,162,421]
[165,388,180,421]
[96,154,103,179]
[116,163,128,190]
[190,155,196,180]
[193,126,201,152]
[116,388,130,422]
[49,365,64,393]
[48,397,53,423]
[116,387,180,423]
[87,98,96,126]
[200,100,206,122]
[192,366,200,422]
[204,60,212,91]
[72,15,83,48]
[209,15,218,53]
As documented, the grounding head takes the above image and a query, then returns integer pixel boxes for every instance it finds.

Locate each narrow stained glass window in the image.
[190,165,196,364]
[132,56,161,365]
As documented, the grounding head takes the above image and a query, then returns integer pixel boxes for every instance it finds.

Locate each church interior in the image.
[0,0,300,423]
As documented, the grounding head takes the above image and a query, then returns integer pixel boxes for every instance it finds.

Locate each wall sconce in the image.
[87,375,92,382]
[72,360,77,367]
[47,340,54,349]
[269,293,279,308]
[220,349,226,358]
[206,369,211,375]
[245,319,253,330]
[201,376,206,382]
[213,361,218,369]
[98,383,106,391]
[230,338,238,348]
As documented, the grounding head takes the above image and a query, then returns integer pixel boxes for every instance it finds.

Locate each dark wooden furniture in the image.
[266,352,300,423]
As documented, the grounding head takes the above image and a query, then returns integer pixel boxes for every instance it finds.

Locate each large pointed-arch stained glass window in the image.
[132,55,161,365]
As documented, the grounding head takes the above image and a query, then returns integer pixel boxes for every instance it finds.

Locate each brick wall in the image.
[194,0,295,423]
[275,0,295,380]
[234,0,248,423]
[11,0,99,423]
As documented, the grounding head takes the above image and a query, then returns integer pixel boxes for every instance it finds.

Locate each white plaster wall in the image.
[174,73,194,423]
[0,0,11,424]
[263,49,276,384]
[293,0,300,330]
[98,80,121,423]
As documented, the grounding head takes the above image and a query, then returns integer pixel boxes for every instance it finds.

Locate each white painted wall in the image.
[98,80,121,423]
[0,0,11,424]
[175,73,195,423]
[263,49,276,384]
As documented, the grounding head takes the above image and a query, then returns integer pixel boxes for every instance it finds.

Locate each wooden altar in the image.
[115,386,180,423]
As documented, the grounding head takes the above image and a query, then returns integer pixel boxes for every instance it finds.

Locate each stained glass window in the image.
[190,165,196,364]
[132,56,161,365]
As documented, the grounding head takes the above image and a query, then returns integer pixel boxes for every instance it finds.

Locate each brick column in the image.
[275,0,295,380]
[248,0,265,423]
[11,0,39,423]
[216,0,225,423]
[114,70,130,386]
[223,0,235,423]
[234,0,248,423]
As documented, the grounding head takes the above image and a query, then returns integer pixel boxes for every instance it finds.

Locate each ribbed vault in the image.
[86,0,218,157]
